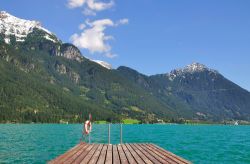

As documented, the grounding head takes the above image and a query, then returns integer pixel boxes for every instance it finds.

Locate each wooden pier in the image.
[49,142,191,164]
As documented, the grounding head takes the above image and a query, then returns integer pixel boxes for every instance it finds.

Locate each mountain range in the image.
[1,11,250,123]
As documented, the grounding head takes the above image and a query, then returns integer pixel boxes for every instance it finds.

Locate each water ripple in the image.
[0,124,250,163]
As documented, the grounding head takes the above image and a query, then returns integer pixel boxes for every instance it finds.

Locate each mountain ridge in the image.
[0,11,59,43]
[1,11,250,123]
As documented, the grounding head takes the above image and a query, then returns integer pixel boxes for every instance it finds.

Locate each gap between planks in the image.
[49,143,191,164]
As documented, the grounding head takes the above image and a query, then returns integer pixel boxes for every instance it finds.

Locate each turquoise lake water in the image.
[0,124,250,164]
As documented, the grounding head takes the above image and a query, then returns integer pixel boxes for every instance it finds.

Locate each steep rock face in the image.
[69,71,80,84]
[59,43,83,62]
[55,63,67,74]
[55,63,80,83]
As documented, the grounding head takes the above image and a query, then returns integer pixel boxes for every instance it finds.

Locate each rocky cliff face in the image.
[49,43,83,62]
[55,63,80,83]
[59,43,83,62]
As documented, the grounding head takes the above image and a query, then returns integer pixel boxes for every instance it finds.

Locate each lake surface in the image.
[0,124,250,164]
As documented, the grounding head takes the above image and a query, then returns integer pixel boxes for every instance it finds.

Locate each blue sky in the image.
[1,0,250,91]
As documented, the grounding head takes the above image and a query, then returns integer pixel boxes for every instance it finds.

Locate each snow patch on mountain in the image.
[0,11,57,44]
[44,34,57,43]
[92,60,112,69]
[167,62,218,81]
[185,62,208,72]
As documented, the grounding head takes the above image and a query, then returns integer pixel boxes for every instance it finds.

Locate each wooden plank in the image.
[63,143,89,164]
[88,144,104,164]
[150,144,190,164]
[50,142,85,164]
[105,144,113,164]
[155,144,190,163]
[121,144,136,164]
[79,144,99,164]
[49,143,190,164]
[117,144,129,164]
[129,144,153,164]
[112,145,121,164]
[141,144,175,164]
[133,144,161,164]
[125,144,144,164]
[96,144,108,164]
[72,144,95,163]
[148,144,190,164]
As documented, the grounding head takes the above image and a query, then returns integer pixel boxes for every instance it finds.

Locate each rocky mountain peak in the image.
[167,62,218,80]
[0,11,58,43]
[185,62,208,72]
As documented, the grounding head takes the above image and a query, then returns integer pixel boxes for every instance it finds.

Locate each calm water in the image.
[0,124,250,164]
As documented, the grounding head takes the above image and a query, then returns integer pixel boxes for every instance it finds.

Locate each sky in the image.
[1,0,250,91]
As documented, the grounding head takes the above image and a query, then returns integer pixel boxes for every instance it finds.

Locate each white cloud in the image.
[90,18,114,27]
[68,0,86,8]
[70,18,128,58]
[86,0,114,11]
[68,0,114,15]
[71,19,114,54]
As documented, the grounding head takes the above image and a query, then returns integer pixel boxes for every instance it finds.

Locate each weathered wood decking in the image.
[49,142,191,164]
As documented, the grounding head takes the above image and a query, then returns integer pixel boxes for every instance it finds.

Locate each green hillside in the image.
[1,22,250,123]
[0,29,175,123]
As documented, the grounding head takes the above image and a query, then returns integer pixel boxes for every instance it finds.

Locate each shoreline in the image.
[1,122,250,125]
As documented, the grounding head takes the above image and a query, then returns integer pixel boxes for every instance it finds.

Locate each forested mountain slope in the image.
[1,11,250,123]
